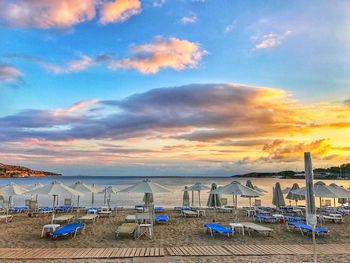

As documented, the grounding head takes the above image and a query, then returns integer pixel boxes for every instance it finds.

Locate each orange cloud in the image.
[100,0,141,24]
[109,37,207,73]
[0,0,96,28]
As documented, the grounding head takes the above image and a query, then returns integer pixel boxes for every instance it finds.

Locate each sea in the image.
[1,176,349,208]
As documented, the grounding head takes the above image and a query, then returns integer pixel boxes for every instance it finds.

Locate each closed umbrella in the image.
[243,180,260,207]
[27,181,82,224]
[188,182,210,207]
[0,183,28,218]
[143,193,154,209]
[273,182,285,208]
[98,186,117,208]
[286,183,305,206]
[207,183,222,207]
[70,181,97,216]
[182,186,190,207]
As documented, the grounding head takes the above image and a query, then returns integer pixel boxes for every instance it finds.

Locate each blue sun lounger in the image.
[254,214,278,223]
[284,215,306,222]
[51,222,85,238]
[154,207,165,213]
[155,215,170,223]
[287,221,329,236]
[203,223,234,237]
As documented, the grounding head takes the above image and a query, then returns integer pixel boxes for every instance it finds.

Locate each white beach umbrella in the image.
[286,183,305,206]
[272,182,285,208]
[282,187,291,194]
[28,183,45,202]
[119,179,171,210]
[0,183,28,215]
[188,182,210,207]
[182,186,190,207]
[243,180,261,207]
[27,180,83,223]
[210,181,262,208]
[291,181,344,207]
[70,181,97,215]
[329,183,350,207]
[98,186,117,207]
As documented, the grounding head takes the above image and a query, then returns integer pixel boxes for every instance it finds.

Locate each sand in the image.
[0,209,349,262]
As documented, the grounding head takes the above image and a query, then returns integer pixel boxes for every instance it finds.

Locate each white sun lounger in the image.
[79,214,99,224]
[241,222,273,236]
[0,215,13,223]
[182,210,198,217]
[125,215,136,222]
[52,215,75,223]
[319,214,343,223]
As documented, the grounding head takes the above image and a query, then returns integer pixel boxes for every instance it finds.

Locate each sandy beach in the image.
[0,208,349,262]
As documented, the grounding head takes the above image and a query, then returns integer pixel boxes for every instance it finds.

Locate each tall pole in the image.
[305,152,317,263]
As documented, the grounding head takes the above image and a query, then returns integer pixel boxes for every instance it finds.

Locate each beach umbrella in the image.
[273,182,285,208]
[28,183,45,202]
[243,180,261,207]
[119,179,171,207]
[211,181,262,208]
[188,182,210,207]
[286,183,305,206]
[329,183,350,207]
[282,187,291,194]
[207,183,222,208]
[182,186,190,207]
[292,181,345,208]
[0,183,29,216]
[98,186,117,208]
[27,181,82,223]
[143,193,154,208]
[70,181,97,216]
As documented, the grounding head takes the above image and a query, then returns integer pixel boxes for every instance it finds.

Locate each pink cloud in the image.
[0,64,22,82]
[109,37,207,73]
[99,0,141,24]
[0,0,96,28]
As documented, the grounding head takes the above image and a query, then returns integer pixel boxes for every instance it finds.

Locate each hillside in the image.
[0,163,61,178]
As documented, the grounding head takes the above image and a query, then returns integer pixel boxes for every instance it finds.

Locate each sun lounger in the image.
[155,215,169,223]
[154,207,165,213]
[254,214,278,223]
[218,207,234,213]
[79,214,99,224]
[287,221,329,236]
[52,214,75,223]
[115,223,138,239]
[125,215,136,222]
[0,215,13,223]
[284,215,306,222]
[241,222,273,236]
[55,205,73,212]
[318,214,343,223]
[51,222,85,238]
[182,210,198,217]
[9,206,28,213]
[86,208,98,214]
[203,223,234,237]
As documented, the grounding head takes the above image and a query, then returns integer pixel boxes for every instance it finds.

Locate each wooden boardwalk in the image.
[0,244,348,260]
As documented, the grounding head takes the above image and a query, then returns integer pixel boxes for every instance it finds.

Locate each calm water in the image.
[1,176,349,208]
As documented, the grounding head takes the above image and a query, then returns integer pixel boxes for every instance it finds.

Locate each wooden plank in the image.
[166,248,175,256]
[134,248,142,257]
[160,248,165,256]
[109,248,121,258]
[139,247,146,257]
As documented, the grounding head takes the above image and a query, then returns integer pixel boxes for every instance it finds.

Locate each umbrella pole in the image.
[104,187,107,205]
[91,192,94,208]
[192,191,194,207]
[198,190,201,207]
[77,195,80,217]
[51,195,56,224]
[249,197,252,208]
[333,197,336,208]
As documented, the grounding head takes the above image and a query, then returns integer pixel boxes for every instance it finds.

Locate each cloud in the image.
[0,0,96,29]
[153,0,166,7]
[179,15,197,25]
[108,37,207,73]
[0,0,143,29]
[254,30,292,49]
[6,37,206,75]
[224,21,236,33]
[99,0,141,24]
[0,64,22,83]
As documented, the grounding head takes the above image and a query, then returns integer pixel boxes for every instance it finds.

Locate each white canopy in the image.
[70,181,97,193]
[211,181,263,196]
[329,183,350,198]
[292,181,347,198]
[27,180,82,196]
[99,186,117,195]
[0,183,28,196]
[118,179,171,194]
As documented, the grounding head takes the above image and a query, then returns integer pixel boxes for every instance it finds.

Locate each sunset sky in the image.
[0,0,349,176]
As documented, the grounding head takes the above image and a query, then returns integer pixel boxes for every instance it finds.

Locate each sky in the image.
[0,0,349,176]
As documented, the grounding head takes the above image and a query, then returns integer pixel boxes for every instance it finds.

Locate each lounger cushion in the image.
[287,222,329,233]
[204,223,234,234]
[155,215,169,222]
[52,222,85,236]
